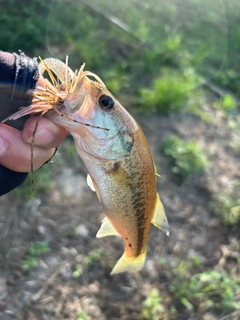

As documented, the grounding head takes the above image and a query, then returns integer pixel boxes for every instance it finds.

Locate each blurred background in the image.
[0,0,239,319]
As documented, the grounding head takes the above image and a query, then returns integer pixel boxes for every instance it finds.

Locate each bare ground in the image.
[0,101,239,320]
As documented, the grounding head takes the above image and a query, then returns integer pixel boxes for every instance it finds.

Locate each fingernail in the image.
[28,128,54,145]
[0,136,6,156]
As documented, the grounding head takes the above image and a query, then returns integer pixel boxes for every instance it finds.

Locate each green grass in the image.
[155,256,240,317]
[163,135,208,178]
[77,312,87,320]
[214,94,237,113]
[70,249,105,278]
[141,255,240,318]
[2,0,240,101]
[210,194,240,226]
[86,249,103,266]
[142,288,166,320]
[139,69,197,113]
[22,241,50,271]
[170,268,240,313]
[72,264,83,279]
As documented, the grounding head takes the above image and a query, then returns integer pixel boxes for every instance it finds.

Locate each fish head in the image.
[49,75,138,160]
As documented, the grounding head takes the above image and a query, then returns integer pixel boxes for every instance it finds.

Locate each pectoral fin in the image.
[86,174,101,202]
[96,218,119,238]
[151,194,169,236]
[87,174,96,192]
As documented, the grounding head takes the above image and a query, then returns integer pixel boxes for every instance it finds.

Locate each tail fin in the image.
[111,251,146,275]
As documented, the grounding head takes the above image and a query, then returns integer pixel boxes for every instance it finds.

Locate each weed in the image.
[228,115,240,153]
[86,249,103,266]
[209,176,240,225]
[21,256,38,271]
[77,312,87,320]
[163,135,208,178]
[170,268,240,313]
[210,194,240,226]
[104,67,129,95]
[139,69,197,114]
[142,288,166,320]
[214,94,237,113]
[72,264,83,279]
[28,241,50,255]
[22,241,50,271]
[216,69,240,97]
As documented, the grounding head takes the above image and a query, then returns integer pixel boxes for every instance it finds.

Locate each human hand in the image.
[0,116,67,172]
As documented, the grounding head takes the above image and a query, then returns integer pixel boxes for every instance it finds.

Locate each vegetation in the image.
[141,256,240,318]
[12,165,54,200]
[214,94,237,113]
[86,249,103,266]
[210,193,240,226]
[140,68,199,113]
[71,249,104,279]
[142,288,166,320]
[1,0,240,96]
[163,135,208,178]
[72,264,83,279]
[170,265,240,314]
[22,241,50,271]
[77,312,87,320]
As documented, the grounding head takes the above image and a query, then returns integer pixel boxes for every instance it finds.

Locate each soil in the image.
[0,101,239,320]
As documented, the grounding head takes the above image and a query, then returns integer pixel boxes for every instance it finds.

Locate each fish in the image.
[3,58,169,274]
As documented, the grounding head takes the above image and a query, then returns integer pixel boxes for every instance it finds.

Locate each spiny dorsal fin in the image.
[151,194,169,236]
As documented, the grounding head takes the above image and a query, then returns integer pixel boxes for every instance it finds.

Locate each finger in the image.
[0,124,56,172]
[22,116,68,149]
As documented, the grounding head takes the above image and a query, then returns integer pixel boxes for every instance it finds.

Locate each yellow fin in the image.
[87,174,96,192]
[96,218,119,238]
[111,251,146,275]
[151,194,170,236]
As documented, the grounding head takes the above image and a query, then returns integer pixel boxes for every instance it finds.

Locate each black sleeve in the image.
[0,167,28,195]
[0,51,39,196]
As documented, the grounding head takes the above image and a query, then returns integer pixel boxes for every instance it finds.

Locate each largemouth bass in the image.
[3,58,169,274]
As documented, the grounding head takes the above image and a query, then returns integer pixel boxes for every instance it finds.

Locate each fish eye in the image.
[99,95,115,111]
